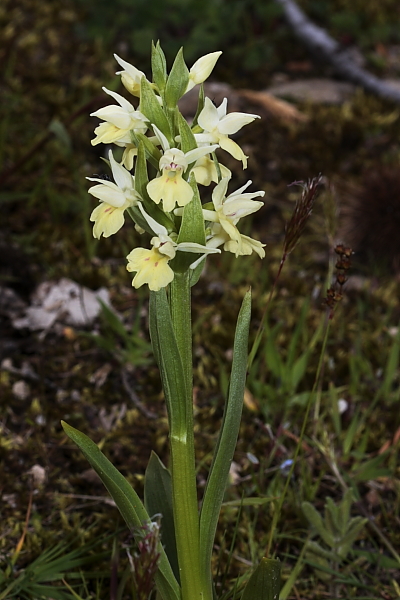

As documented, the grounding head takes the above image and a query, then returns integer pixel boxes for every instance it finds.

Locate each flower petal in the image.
[177,242,221,255]
[147,173,193,212]
[152,125,170,152]
[90,203,126,238]
[218,136,248,168]
[197,97,220,132]
[87,182,126,207]
[240,234,266,258]
[91,105,132,130]
[212,177,230,210]
[218,112,260,135]
[163,176,193,212]
[126,247,174,291]
[91,122,129,145]
[184,144,219,166]
[109,150,134,190]
[216,98,228,120]
[114,54,146,81]
[222,198,264,221]
[187,51,222,91]
[147,176,165,205]
[218,214,242,246]
[102,86,135,112]
[138,202,168,236]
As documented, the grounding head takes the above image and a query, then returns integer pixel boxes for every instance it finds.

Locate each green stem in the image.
[168,272,212,600]
[170,271,193,402]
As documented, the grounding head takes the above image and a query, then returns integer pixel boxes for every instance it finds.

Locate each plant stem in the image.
[169,271,212,600]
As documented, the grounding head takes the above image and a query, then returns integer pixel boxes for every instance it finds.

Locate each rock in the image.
[267,78,356,104]
[11,278,111,332]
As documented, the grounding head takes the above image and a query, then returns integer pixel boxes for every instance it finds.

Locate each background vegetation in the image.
[1,0,400,598]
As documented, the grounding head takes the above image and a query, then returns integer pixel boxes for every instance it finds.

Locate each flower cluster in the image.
[88,43,265,291]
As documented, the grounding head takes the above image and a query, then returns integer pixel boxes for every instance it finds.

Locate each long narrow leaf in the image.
[199,289,251,583]
[61,422,180,600]
[144,452,179,582]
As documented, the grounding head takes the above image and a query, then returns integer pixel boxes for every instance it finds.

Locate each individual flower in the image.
[126,205,220,291]
[202,177,265,257]
[146,126,218,212]
[194,97,260,168]
[192,155,231,186]
[90,87,148,146]
[87,150,140,238]
[186,51,222,93]
[114,54,151,97]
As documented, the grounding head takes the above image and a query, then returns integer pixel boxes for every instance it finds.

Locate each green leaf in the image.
[177,111,198,154]
[324,497,340,536]
[222,496,275,507]
[290,352,310,391]
[306,540,339,562]
[144,452,179,582]
[134,141,150,201]
[338,488,354,534]
[48,119,72,152]
[177,174,205,246]
[199,289,251,586]
[61,422,180,600]
[353,452,391,482]
[164,48,189,108]
[192,84,205,127]
[241,558,280,600]
[302,502,335,547]
[343,408,361,456]
[151,40,167,93]
[140,77,172,145]
[131,131,162,169]
[279,541,307,600]
[337,517,368,558]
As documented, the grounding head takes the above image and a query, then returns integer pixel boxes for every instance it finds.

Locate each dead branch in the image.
[274,0,400,103]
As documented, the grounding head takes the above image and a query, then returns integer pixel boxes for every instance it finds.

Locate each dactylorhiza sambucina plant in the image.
[62,43,280,600]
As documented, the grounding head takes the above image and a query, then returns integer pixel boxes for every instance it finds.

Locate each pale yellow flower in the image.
[186,51,222,93]
[147,149,194,213]
[114,54,150,97]
[87,150,139,238]
[126,205,220,290]
[90,200,133,239]
[147,126,218,212]
[127,246,175,291]
[91,88,148,146]
[194,97,260,168]
[202,177,265,257]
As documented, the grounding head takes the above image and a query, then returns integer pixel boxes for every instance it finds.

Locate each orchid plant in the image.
[62,43,280,600]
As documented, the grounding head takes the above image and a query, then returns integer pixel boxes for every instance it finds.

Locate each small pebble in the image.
[12,380,30,400]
